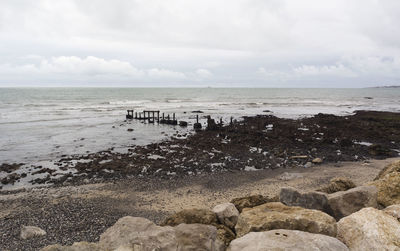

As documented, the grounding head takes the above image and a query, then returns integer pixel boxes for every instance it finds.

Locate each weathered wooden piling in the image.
[194,114,202,130]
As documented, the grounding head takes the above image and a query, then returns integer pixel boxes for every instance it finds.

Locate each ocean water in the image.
[1,87,400,166]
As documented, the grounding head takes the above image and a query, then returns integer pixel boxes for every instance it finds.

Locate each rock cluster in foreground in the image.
[40,160,400,250]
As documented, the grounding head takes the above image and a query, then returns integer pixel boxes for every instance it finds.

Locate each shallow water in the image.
[1,87,400,165]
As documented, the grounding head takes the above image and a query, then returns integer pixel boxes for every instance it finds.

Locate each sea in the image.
[1,87,400,167]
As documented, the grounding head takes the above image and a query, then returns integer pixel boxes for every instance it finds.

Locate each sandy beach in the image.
[1,156,399,250]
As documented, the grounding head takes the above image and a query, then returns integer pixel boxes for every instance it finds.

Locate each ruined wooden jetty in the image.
[126,110,134,119]
[160,113,178,125]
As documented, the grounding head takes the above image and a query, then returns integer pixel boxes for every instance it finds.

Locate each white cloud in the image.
[195,69,212,78]
[1,1,400,86]
[147,68,186,80]
[293,64,356,77]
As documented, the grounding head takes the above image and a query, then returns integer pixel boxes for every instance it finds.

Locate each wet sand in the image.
[1,157,399,251]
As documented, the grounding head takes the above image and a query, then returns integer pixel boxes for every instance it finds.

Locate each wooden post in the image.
[157,111,160,123]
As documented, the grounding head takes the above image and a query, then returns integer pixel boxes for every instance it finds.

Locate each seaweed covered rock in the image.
[230,194,277,213]
[227,230,349,251]
[317,177,356,194]
[337,208,400,251]
[368,144,393,157]
[235,202,337,238]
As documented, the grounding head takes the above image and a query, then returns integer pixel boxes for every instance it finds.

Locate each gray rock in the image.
[228,230,349,251]
[212,202,239,229]
[279,187,331,212]
[20,226,46,240]
[337,207,400,251]
[304,162,312,168]
[328,185,378,220]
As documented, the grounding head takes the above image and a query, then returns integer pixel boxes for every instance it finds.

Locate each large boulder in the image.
[317,177,356,194]
[20,226,46,240]
[230,194,277,213]
[99,216,224,251]
[212,202,239,229]
[369,172,400,207]
[375,160,400,180]
[279,187,330,212]
[162,208,218,226]
[382,204,400,221]
[99,216,177,250]
[227,230,349,251]
[235,202,337,238]
[337,207,400,251]
[327,185,378,220]
[42,217,224,251]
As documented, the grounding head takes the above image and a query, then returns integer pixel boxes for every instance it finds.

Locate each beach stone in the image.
[304,162,312,168]
[212,202,239,229]
[369,172,400,207]
[312,157,323,164]
[20,225,46,240]
[337,207,400,250]
[375,160,400,180]
[162,208,218,226]
[327,185,378,220]
[278,172,303,181]
[235,202,337,238]
[227,230,349,251]
[99,216,224,251]
[41,242,101,251]
[230,194,277,213]
[279,187,330,212]
[382,204,400,221]
[317,177,356,194]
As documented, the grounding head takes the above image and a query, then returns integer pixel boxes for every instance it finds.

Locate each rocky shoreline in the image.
[1,157,399,250]
[25,160,400,250]
[1,110,400,189]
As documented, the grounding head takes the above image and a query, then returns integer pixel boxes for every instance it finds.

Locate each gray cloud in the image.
[0,0,399,87]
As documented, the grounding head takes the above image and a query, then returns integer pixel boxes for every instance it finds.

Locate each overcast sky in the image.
[1,0,400,87]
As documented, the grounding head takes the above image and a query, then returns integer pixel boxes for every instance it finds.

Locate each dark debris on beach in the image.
[1,110,400,188]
